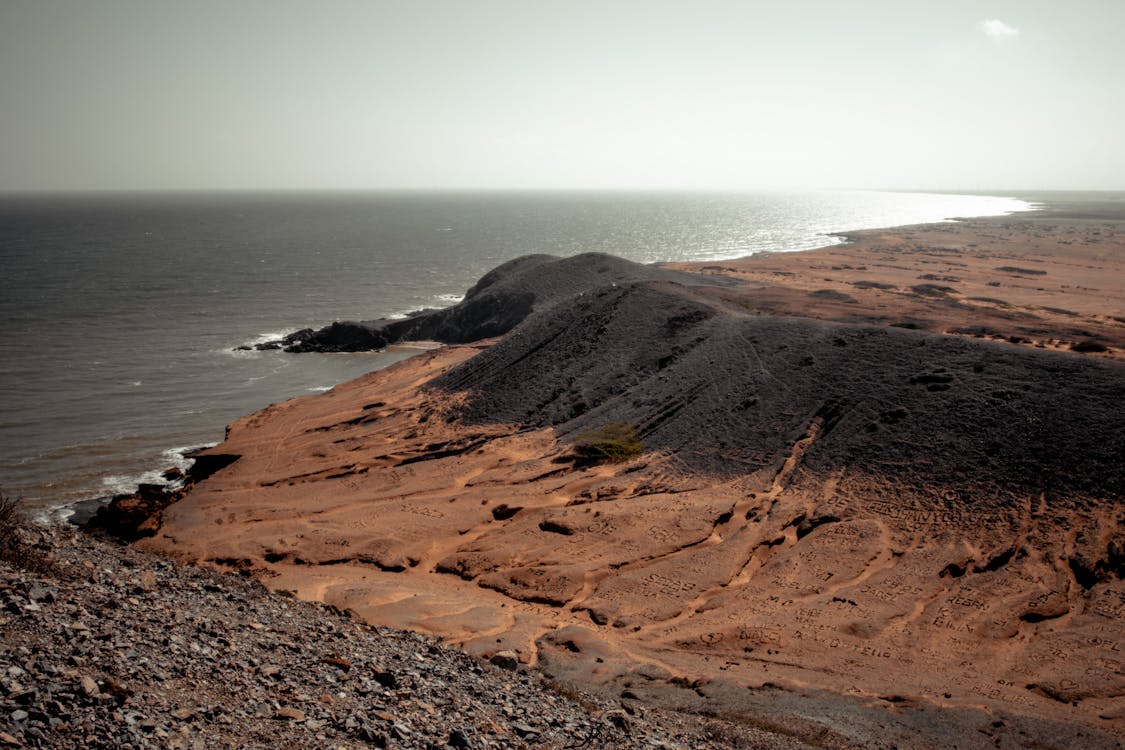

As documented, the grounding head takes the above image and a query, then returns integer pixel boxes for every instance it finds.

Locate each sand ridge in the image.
[140,213,1125,748]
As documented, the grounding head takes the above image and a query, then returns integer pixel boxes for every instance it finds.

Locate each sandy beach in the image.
[675,207,1125,360]
[129,202,1125,748]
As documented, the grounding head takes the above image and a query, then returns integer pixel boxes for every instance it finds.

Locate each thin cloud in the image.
[981,19,1020,39]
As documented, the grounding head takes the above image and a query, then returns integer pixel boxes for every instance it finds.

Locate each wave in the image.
[386,293,465,320]
[433,293,465,305]
[226,328,304,355]
[35,442,216,525]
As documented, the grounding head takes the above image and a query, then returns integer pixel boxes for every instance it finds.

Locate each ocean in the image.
[0,190,1032,518]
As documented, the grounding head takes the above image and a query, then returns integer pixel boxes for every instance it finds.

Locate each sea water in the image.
[0,190,1032,517]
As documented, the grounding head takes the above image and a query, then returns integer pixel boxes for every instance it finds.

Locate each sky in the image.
[1,1,1122,192]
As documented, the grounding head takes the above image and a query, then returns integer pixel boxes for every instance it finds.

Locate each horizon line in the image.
[1,186,1119,197]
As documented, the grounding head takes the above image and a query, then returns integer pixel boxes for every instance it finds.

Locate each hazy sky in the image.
[1,1,1122,191]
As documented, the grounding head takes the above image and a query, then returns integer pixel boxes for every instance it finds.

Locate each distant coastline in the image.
[0,189,1050,515]
[115,197,1125,746]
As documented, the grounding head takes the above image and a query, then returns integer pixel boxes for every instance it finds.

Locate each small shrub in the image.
[809,289,857,303]
[572,423,644,464]
[0,491,20,551]
[0,491,56,576]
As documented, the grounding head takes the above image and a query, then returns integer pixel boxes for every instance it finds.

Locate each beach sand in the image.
[137,205,1125,748]
[675,211,1125,360]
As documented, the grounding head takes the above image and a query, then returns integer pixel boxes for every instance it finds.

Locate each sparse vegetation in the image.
[572,423,644,464]
[809,289,857,303]
[1071,340,1109,353]
[0,491,20,549]
[0,490,56,576]
[910,283,959,297]
[995,266,1047,276]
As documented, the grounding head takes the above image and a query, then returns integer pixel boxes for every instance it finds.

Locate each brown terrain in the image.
[133,199,1124,748]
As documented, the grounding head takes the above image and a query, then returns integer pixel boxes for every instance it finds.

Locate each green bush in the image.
[572,423,644,463]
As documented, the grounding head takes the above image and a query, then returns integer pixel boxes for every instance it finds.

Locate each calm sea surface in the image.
[0,190,1031,517]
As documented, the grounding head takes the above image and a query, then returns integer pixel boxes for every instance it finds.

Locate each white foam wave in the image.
[35,505,76,525]
[161,443,216,467]
[226,328,303,355]
[386,293,464,320]
[99,468,167,496]
[96,443,213,497]
[433,293,464,305]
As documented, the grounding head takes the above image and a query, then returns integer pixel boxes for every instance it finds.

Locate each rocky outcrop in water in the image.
[255,253,732,353]
[84,452,240,541]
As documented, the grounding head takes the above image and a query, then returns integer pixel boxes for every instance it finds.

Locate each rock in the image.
[511,722,539,739]
[79,676,100,699]
[161,467,183,481]
[0,731,20,747]
[489,651,520,671]
[356,725,387,746]
[372,669,397,689]
[102,677,131,705]
[283,321,390,353]
[274,707,305,722]
[137,483,169,501]
[171,708,195,721]
[447,728,473,749]
[26,585,55,603]
[322,655,351,671]
[137,570,156,592]
[606,710,631,733]
[84,488,179,541]
[10,688,36,705]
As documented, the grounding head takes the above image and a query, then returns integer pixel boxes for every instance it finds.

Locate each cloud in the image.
[981,19,1020,39]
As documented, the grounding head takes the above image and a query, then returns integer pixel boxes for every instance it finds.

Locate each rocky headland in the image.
[15,200,1124,748]
[253,253,733,354]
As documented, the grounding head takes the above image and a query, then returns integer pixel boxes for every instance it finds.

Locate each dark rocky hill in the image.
[433,277,1125,581]
[265,253,732,352]
[436,278,1124,496]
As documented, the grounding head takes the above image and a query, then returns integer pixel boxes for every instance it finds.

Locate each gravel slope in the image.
[1,525,815,750]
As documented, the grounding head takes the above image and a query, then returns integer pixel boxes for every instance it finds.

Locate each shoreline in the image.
[673,203,1125,360]
[68,190,1078,524]
[645,190,1040,266]
[101,198,1125,746]
[15,189,1040,518]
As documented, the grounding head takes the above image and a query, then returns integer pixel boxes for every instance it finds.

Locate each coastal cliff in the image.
[120,211,1124,747]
